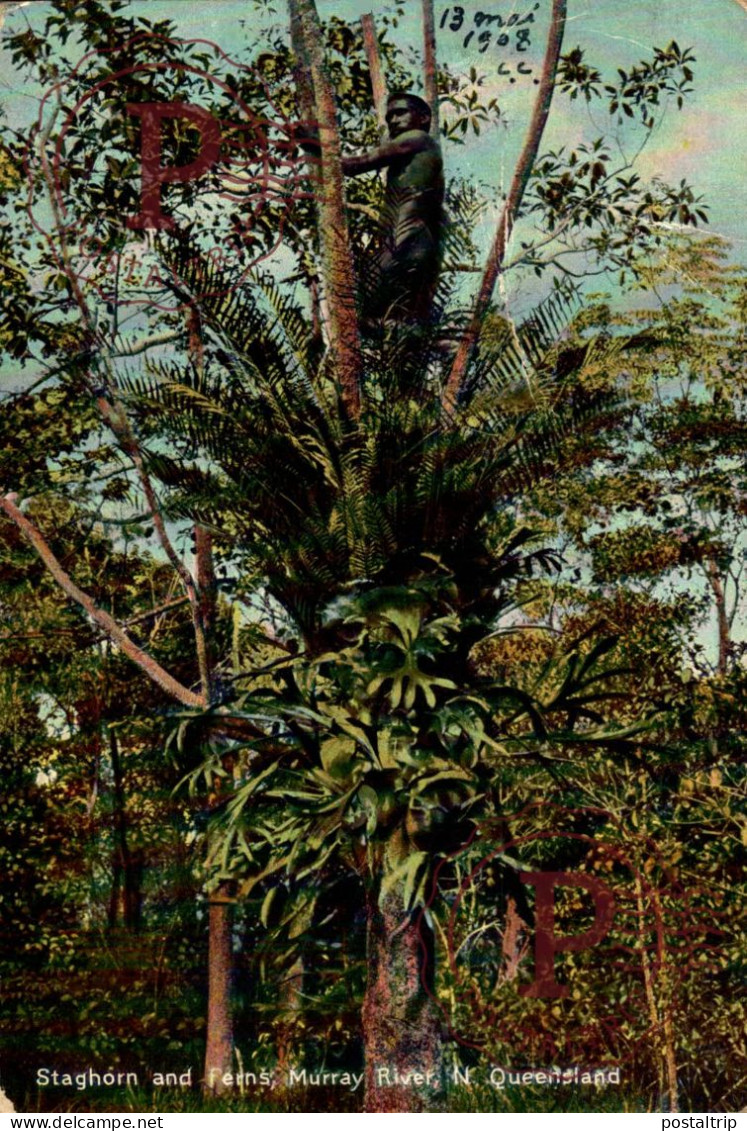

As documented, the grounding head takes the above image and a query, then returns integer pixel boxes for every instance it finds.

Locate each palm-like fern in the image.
[120,233,627,649]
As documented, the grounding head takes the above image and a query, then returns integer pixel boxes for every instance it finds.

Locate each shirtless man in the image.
[303,91,444,326]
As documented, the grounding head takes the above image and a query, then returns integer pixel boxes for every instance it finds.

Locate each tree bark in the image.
[106,728,144,932]
[704,554,731,675]
[275,956,305,1086]
[290,1,316,131]
[421,0,439,137]
[195,523,218,701]
[204,884,234,1093]
[362,881,442,1112]
[361,13,388,135]
[193,514,237,1094]
[289,0,362,420]
[184,299,234,1092]
[443,0,567,408]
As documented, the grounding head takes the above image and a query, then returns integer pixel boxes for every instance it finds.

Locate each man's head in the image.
[386,91,431,138]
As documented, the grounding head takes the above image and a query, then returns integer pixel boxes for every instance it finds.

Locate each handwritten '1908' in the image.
[440,4,540,55]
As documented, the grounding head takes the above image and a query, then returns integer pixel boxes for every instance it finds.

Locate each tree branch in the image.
[121,596,190,627]
[195,522,218,703]
[0,494,205,708]
[112,330,183,358]
[361,13,388,135]
[443,0,567,409]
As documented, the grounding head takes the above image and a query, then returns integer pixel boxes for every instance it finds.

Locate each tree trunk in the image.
[421,0,439,137]
[195,523,218,699]
[361,13,388,135]
[362,881,442,1112]
[193,521,237,1095]
[289,0,362,420]
[106,728,144,932]
[204,884,234,1094]
[192,476,236,1094]
[704,554,730,675]
[275,956,305,1086]
[443,0,567,407]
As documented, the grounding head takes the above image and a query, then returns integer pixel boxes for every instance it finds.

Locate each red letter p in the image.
[125,102,221,230]
[519,871,616,999]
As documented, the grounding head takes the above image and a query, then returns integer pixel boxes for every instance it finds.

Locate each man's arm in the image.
[340,131,431,176]
[297,129,432,175]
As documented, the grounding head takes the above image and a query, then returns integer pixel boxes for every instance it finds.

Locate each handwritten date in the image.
[440,4,539,56]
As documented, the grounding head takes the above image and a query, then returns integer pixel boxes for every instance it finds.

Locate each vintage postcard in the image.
[0,0,744,1116]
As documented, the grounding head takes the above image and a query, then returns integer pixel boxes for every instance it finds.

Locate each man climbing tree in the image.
[303,91,444,328]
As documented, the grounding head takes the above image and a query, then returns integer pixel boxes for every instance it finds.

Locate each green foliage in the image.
[528,235,745,675]
[517,42,706,279]
[0,1,742,1115]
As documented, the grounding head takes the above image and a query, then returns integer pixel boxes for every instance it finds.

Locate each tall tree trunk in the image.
[107,728,143,932]
[661,996,679,1114]
[362,879,442,1112]
[289,0,362,419]
[635,873,672,1109]
[443,0,567,408]
[197,527,234,1093]
[192,371,235,1091]
[421,0,439,137]
[194,523,217,699]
